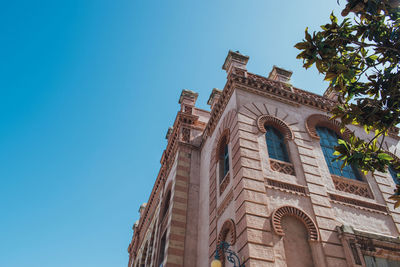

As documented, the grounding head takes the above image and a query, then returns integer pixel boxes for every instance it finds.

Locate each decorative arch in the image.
[215,128,230,162]
[211,109,237,163]
[216,219,237,265]
[217,219,237,245]
[306,114,351,140]
[257,115,294,140]
[238,102,299,135]
[272,206,319,241]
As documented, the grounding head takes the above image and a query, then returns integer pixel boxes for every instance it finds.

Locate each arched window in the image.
[265,125,289,162]
[389,165,400,185]
[316,127,361,180]
[218,135,230,183]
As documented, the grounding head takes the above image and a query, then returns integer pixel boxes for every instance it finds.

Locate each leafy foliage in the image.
[295,0,400,208]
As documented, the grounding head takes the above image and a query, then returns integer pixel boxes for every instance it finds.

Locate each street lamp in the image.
[210,241,245,267]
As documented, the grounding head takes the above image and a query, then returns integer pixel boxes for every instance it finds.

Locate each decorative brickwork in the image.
[205,65,336,137]
[215,129,230,162]
[209,109,237,262]
[331,174,373,199]
[257,115,293,140]
[216,219,237,266]
[329,193,387,212]
[269,159,295,175]
[181,127,190,142]
[217,219,237,245]
[305,113,351,140]
[272,206,319,241]
[266,178,307,195]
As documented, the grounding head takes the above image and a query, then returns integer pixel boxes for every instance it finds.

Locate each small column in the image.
[207,88,222,111]
[179,89,198,113]
[268,66,292,83]
[138,203,147,217]
[165,127,173,140]
[222,50,249,75]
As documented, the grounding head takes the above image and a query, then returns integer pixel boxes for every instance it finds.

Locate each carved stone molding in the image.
[305,113,351,140]
[257,115,294,140]
[272,206,319,241]
[331,175,373,199]
[266,178,307,195]
[329,193,387,213]
[270,159,295,175]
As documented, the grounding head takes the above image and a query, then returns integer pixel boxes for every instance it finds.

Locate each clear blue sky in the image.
[0,1,343,266]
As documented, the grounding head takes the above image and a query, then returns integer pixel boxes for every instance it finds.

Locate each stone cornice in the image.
[203,67,336,140]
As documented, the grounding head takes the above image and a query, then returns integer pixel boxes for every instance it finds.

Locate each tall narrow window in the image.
[316,127,361,180]
[223,144,229,177]
[265,126,289,162]
[389,165,400,185]
[219,140,229,183]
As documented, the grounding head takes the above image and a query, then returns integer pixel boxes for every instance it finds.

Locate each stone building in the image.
[127,51,400,267]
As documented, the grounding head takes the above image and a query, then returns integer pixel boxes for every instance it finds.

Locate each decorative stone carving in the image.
[331,175,373,199]
[257,115,294,140]
[272,206,319,241]
[181,127,190,142]
[266,178,307,195]
[269,159,295,175]
[222,50,249,73]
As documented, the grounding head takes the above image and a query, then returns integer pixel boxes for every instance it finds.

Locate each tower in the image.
[128,51,400,267]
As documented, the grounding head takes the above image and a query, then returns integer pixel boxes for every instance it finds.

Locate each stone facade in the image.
[127,51,400,267]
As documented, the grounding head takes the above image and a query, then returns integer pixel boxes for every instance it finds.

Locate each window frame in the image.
[316,126,362,181]
[265,125,290,163]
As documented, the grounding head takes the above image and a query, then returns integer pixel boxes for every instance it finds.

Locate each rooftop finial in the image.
[222,50,249,74]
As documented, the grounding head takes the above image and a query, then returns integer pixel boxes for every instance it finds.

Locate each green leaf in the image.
[294,42,309,50]
[305,28,312,42]
[378,153,393,161]
[330,12,338,24]
[324,72,337,81]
